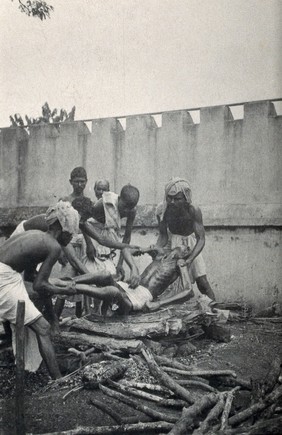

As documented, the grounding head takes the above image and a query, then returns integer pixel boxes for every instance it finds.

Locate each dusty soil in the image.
[1,319,282,435]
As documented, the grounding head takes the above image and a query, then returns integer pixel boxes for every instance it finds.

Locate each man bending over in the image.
[0,201,111,378]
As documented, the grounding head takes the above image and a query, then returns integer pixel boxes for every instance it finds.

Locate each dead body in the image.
[55,246,195,315]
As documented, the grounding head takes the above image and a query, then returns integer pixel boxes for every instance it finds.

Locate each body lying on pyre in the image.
[54,245,211,315]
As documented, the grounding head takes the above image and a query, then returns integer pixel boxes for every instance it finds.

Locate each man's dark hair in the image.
[70,167,87,180]
[72,197,94,221]
[120,184,140,207]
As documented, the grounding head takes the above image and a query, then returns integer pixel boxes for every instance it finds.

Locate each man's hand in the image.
[51,279,77,295]
[63,280,77,295]
[145,301,161,312]
[116,265,125,281]
[177,258,193,268]
[138,245,165,258]
[128,268,141,289]
[86,243,96,261]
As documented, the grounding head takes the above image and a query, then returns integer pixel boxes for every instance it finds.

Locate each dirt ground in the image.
[1,319,282,435]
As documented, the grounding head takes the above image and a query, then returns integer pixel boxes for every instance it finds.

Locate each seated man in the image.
[55,245,203,316]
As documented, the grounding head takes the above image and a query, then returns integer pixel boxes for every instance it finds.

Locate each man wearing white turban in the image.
[0,201,81,379]
[155,178,215,300]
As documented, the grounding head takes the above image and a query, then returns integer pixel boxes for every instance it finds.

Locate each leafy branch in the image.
[9,102,76,129]
[12,1,54,20]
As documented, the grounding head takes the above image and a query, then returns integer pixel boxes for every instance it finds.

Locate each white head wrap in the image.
[45,200,80,234]
[159,177,192,220]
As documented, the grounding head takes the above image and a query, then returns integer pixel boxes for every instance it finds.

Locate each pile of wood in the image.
[39,349,282,435]
[59,300,240,358]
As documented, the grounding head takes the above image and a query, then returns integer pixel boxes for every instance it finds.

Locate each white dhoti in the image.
[116,281,153,311]
[0,262,42,372]
[82,218,120,276]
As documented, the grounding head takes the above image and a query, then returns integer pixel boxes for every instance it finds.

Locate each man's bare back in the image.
[0,231,60,274]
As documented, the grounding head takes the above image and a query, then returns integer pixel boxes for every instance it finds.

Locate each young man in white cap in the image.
[155,177,215,300]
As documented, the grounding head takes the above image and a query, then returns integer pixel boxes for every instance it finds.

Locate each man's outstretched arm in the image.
[81,221,140,251]
[121,247,141,288]
[33,244,76,296]
[116,209,137,278]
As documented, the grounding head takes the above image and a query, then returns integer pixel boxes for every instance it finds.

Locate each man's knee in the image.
[104,285,120,299]
[29,316,51,337]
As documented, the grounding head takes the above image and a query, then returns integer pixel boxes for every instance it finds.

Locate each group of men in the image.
[0,167,215,379]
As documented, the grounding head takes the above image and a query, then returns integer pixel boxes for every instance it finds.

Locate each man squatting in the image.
[154,177,215,300]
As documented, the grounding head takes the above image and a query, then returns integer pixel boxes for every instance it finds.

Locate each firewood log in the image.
[122,381,175,396]
[99,383,179,423]
[162,366,237,378]
[36,421,174,434]
[261,355,281,397]
[141,348,196,404]
[167,392,220,435]
[108,380,186,407]
[192,392,227,434]
[177,379,216,393]
[220,387,240,431]
[228,384,282,426]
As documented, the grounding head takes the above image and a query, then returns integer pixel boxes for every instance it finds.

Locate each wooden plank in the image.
[59,331,143,353]
[15,300,25,435]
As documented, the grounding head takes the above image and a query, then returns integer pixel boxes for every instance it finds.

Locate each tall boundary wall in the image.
[0,100,281,310]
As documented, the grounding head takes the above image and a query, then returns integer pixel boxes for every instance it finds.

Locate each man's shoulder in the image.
[27,231,61,251]
[187,203,203,221]
[188,203,201,212]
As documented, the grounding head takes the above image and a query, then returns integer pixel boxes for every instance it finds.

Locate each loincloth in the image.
[116,281,153,311]
[0,262,42,371]
[10,220,26,238]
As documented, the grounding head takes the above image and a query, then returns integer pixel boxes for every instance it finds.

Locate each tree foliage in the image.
[12,1,54,20]
[9,102,76,128]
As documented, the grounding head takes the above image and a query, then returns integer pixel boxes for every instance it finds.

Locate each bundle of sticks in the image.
[36,348,281,435]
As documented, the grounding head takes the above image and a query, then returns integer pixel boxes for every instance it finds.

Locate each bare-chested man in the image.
[0,201,118,378]
[154,178,215,300]
[94,179,110,201]
[0,201,81,379]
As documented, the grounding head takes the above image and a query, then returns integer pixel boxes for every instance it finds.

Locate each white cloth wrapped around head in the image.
[160,177,192,220]
[45,200,80,234]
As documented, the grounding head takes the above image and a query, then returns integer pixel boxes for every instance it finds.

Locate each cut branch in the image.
[99,383,179,423]
[108,380,186,407]
[141,348,196,404]
[37,421,174,434]
[220,387,240,431]
[163,366,237,378]
[168,392,220,435]
[228,384,282,427]
[193,392,226,434]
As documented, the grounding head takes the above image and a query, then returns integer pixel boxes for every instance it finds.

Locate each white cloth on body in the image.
[116,281,153,311]
[10,220,26,238]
